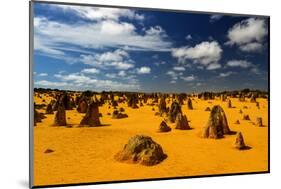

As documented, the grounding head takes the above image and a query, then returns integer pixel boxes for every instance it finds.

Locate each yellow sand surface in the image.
[33,94,268,186]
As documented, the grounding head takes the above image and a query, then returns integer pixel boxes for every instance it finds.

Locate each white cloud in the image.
[206,63,222,70]
[51,73,140,91]
[226,60,253,68]
[154,61,166,66]
[185,34,192,40]
[118,70,126,77]
[173,66,186,71]
[34,16,172,56]
[239,42,263,52]
[35,80,68,87]
[210,15,223,22]
[219,71,234,77]
[136,66,151,74]
[81,68,100,74]
[181,75,195,82]
[172,41,222,67]
[226,18,267,52]
[170,80,176,84]
[52,4,144,21]
[80,49,134,70]
[167,71,178,80]
[38,73,48,77]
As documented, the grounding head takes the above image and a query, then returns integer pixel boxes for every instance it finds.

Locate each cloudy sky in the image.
[33,2,269,93]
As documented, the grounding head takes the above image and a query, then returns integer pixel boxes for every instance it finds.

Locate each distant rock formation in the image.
[243,115,250,120]
[187,98,193,110]
[158,121,171,132]
[53,103,67,126]
[168,101,182,123]
[112,110,128,119]
[77,99,88,113]
[256,117,263,127]
[45,103,53,114]
[114,135,167,166]
[80,101,101,126]
[175,113,191,130]
[227,99,232,108]
[201,105,231,139]
[233,132,246,150]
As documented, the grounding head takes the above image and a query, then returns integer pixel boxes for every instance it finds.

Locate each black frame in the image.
[29,1,270,188]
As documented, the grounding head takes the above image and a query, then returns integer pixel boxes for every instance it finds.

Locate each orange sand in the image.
[33,94,268,186]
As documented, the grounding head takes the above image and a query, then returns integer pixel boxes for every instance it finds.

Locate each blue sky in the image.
[33,2,269,93]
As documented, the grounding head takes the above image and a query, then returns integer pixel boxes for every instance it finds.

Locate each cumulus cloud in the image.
[226,60,253,68]
[34,16,172,57]
[81,68,100,74]
[185,34,192,40]
[136,66,151,74]
[173,66,186,71]
[206,63,222,70]
[172,41,222,69]
[219,71,234,77]
[38,73,48,77]
[52,4,144,21]
[50,72,140,91]
[154,61,166,66]
[226,18,268,52]
[210,15,223,22]
[181,75,195,82]
[80,49,135,70]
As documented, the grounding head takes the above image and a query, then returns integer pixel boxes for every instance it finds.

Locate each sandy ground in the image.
[33,94,268,186]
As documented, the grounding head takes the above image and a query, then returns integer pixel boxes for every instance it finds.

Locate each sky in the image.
[33,2,269,93]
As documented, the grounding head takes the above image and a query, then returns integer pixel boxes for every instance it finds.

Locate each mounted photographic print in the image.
[30,1,269,188]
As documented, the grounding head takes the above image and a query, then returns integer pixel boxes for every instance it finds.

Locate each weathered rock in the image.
[77,99,88,113]
[158,97,167,116]
[243,114,250,120]
[205,107,211,111]
[112,110,128,119]
[53,103,67,126]
[201,105,231,139]
[45,103,53,114]
[175,113,191,130]
[187,98,193,110]
[114,135,167,166]
[233,132,246,150]
[168,101,182,123]
[227,99,232,108]
[44,149,54,153]
[157,121,171,132]
[256,117,263,127]
[80,101,101,126]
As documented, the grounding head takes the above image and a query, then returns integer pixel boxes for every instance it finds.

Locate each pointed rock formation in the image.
[45,103,54,114]
[187,98,193,110]
[205,107,211,111]
[157,121,171,132]
[233,132,246,150]
[168,101,182,123]
[227,99,232,108]
[235,120,240,124]
[158,97,167,116]
[243,114,250,120]
[201,105,231,139]
[53,103,67,126]
[112,110,128,119]
[175,113,191,130]
[80,101,101,126]
[114,135,167,166]
[77,99,88,113]
[256,117,263,127]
